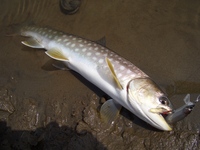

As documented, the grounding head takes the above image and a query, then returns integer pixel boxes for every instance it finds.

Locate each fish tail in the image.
[5,21,35,36]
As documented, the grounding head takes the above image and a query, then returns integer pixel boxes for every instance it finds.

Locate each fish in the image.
[19,25,173,131]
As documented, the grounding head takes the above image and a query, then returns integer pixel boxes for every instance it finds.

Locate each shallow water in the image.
[0,0,200,149]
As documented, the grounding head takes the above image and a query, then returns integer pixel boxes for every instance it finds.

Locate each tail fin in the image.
[5,21,35,36]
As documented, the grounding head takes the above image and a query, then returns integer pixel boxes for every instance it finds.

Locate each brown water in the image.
[0,0,200,149]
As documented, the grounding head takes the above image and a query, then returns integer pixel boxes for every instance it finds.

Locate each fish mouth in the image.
[147,105,173,131]
[149,105,172,115]
[129,103,173,130]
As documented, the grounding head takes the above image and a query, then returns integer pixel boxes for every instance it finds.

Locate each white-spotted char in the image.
[20,25,173,131]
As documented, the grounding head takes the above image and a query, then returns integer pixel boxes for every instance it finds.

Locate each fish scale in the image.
[19,25,173,131]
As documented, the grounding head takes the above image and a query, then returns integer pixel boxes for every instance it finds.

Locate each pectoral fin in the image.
[100,99,122,125]
[106,58,123,90]
[22,38,43,48]
[45,48,68,61]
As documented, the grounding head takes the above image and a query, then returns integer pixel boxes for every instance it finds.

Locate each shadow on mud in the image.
[0,121,107,150]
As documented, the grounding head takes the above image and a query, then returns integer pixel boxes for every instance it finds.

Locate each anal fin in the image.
[100,99,122,125]
[22,38,43,48]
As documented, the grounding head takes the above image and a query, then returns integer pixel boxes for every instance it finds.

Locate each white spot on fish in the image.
[127,70,131,74]
[72,37,76,40]
[120,66,125,70]
[63,35,67,38]
[95,52,100,55]
[75,48,79,52]
[78,39,82,42]
[57,39,61,42]
[129,64,134,67]
[88,43,91,46]
[118,73,122,78]
[109,58,113,61]
[66,42,71,46]
[87,52,92,56]
[92,57,97,60]
[79,44,83,47]
[64,39,68,42]
[137,73,142,77]
[103,54,108,57]
[94,47,99,50]
[82,48,87,52]
[71,43,76,47]
[98,59,104,63]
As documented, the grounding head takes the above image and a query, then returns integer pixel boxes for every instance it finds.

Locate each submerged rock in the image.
[60,0,81,15]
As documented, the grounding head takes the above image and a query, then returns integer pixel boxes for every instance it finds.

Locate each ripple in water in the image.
[0,0,58,27]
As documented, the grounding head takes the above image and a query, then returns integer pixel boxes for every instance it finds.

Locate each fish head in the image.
[127,78,172,131]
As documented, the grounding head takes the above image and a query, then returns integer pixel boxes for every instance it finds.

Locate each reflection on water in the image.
[0,0,58,27]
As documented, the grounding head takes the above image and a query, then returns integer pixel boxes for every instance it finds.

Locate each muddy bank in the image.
[0,0,200,149]
[0,87,199,149]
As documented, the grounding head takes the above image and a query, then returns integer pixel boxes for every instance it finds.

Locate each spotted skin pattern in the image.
[21,25,148,87]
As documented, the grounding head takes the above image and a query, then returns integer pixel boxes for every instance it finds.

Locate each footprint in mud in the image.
[0,87,15,118]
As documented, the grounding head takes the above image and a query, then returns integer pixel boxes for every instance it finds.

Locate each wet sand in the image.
[0,0,200,149]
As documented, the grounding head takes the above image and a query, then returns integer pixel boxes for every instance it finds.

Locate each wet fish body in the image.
[20,25,173,131]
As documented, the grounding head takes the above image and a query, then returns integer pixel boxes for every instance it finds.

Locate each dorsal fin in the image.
[45,48,68,61]
[96,36,106,47]
[106,57,123,90]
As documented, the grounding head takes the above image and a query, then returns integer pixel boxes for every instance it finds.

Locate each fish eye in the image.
[159,96,169,105]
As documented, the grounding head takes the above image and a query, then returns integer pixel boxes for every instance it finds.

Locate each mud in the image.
[0,0,200,149]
